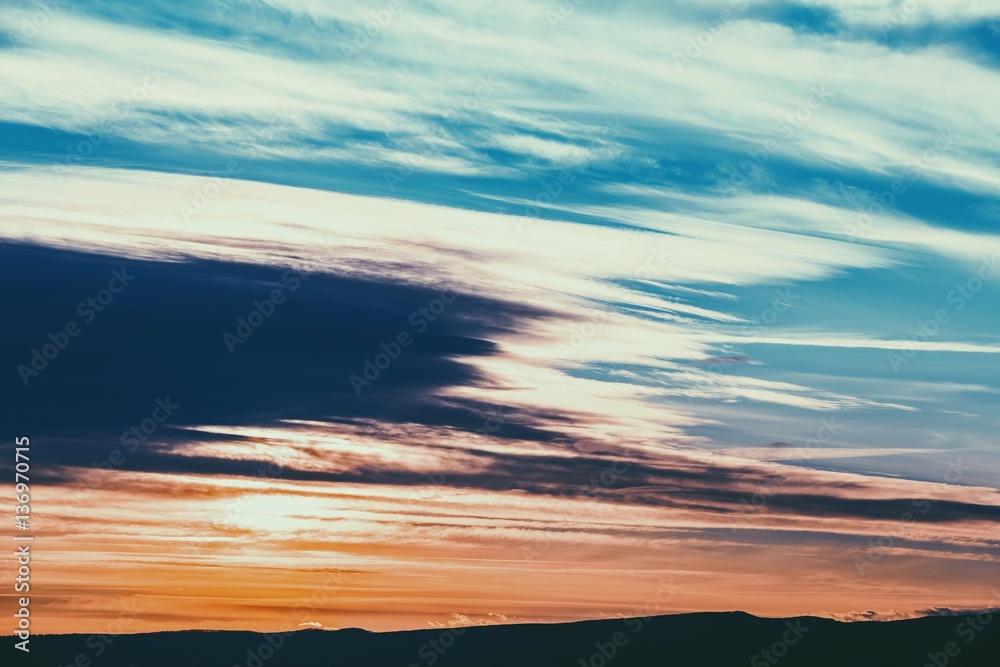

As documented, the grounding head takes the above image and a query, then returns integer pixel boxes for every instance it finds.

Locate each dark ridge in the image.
[9,610,999,666]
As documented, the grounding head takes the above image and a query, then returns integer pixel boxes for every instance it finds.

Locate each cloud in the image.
[5,0,1000,633]
[3,0,1000,199]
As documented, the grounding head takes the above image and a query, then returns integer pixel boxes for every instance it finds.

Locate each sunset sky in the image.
[2,0,1000,635]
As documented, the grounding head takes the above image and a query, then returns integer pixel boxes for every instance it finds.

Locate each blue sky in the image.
[2,0,1000,631]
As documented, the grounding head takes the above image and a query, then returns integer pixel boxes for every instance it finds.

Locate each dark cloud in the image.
[6,243,1000,531]
[2,242,556,467]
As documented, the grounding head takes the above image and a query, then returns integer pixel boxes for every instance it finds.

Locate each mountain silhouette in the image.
[11,610,999,666]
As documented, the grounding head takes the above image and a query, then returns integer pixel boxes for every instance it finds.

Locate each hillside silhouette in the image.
[11,610,1000,666]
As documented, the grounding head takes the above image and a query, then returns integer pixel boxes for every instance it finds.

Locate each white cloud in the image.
[3,1,1000,198]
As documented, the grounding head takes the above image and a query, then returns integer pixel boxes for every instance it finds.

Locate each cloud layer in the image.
[2,0,999,634]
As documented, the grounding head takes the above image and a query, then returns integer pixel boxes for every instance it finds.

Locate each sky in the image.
[1,0,1000,635]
